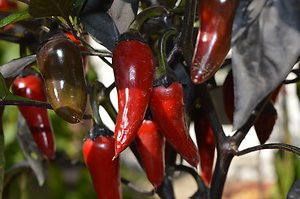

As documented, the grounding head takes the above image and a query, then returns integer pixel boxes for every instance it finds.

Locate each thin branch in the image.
[0,99,52,109]
[171,165,208,199]
[235,143,300,157]
[81,50,112,58]
[121,177,155,196]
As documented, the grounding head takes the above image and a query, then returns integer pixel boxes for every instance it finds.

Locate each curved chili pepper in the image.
[82,127,122,199]
[112,31,154,157]
[149,29,199,167]
[12,74,55,160]
[135,119,164,188]
[37,36,87,123]
[191,0,239,84]
[193,107,215,186]
[150,82,199,167]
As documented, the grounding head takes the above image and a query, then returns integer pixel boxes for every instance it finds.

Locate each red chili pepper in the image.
[112,32,154,157]
[0,0,17,11]
[191,0,239,84]
[82,128,122,199]
[12,74,55,160]
[194,107,215,186]
[135,119,164,188]
[150,82,199,167]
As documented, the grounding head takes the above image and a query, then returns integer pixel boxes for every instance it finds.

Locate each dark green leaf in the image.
[29,0,73,19]
[16,114,46,186]
[81,12,119,51]
[231,0,300,130]
[0,9,31,28]
[0,55,36,78]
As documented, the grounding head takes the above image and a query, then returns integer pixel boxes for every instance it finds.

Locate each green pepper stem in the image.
[129,6,169,32]
[156,28,177,78]
[90,82,105,127]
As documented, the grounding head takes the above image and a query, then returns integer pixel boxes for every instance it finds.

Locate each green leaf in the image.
[29,0,74,19]
[0,9,31,28]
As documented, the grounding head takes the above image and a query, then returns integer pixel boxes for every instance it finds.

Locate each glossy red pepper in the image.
[0,0,17,11]
[37,36,87,123]
[191,0,239,84]
[82,128,122,199]
[194,107,215,186]
[135,119,164,188]
[12,74,55,160]
[150,82,199,167]
[112,32,154,157]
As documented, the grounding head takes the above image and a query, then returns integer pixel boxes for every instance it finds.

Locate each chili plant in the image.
[0,0,299,199]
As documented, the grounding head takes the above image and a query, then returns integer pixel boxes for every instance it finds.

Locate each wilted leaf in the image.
[16,114,46,186]
[29,0,73,19]
[0,9,31,28]
[81,12,119,51]
[109,0,139,34]
[0,55,36,78]
[231,0,300,130]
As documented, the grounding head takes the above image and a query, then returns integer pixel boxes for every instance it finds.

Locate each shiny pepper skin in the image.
[112,32,154,157]
[150,82,199,167]
[191,0,239,84]
[135,119,164,188]
[83,131,122,199]
[194,108,215,186]
[12,75,55,160]
[37,37,87,123]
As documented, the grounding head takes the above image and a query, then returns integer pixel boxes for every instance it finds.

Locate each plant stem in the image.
[179,0,197,66]
[0,98,51,109]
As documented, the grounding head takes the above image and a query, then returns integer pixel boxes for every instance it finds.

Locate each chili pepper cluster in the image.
[9,0,245,198]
